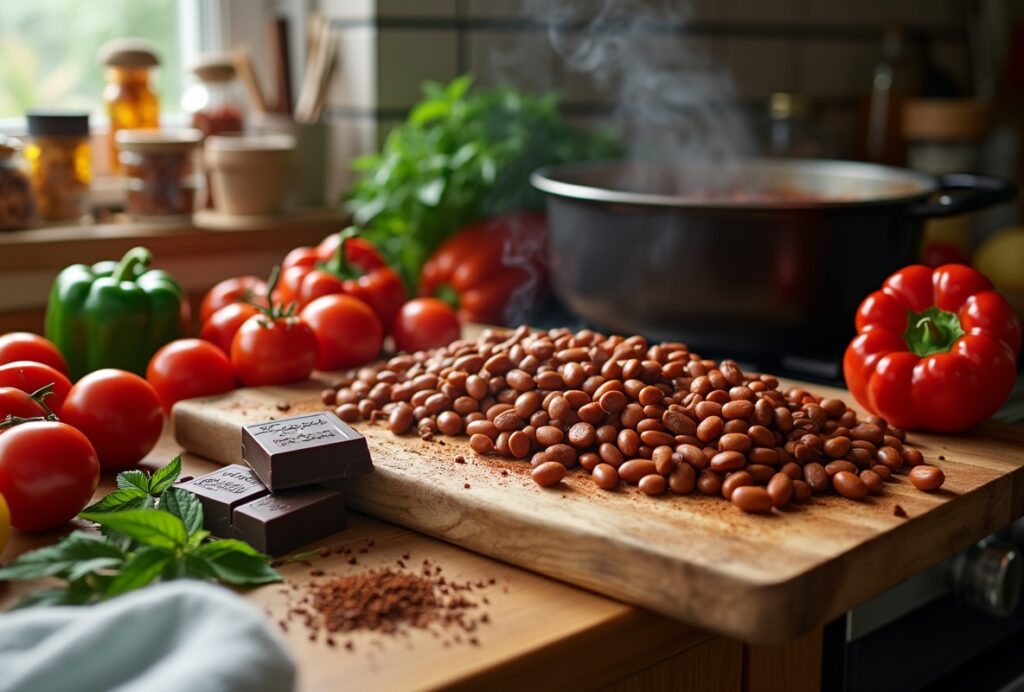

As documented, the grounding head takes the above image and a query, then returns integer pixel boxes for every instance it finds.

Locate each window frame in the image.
[0,0,312,135]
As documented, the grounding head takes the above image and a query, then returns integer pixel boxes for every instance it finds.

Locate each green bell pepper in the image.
[45,247,184,380]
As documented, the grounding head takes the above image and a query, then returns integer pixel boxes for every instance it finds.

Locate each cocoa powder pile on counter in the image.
[277,546,494,650]
[321,326,946,514]
[313,569,439,634]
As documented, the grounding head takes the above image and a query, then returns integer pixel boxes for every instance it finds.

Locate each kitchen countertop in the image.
[4,430,821,692]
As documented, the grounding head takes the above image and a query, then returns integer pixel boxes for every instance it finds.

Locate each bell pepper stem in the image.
[436,284,461,312]
[917,317,943,349]
[330,227,361,279]
[112,247,153,283]
[904,306,965,358]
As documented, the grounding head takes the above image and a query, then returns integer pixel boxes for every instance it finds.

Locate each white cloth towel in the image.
[0,581,295,692]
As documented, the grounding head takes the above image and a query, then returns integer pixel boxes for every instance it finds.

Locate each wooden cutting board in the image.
[172,378,1024,644]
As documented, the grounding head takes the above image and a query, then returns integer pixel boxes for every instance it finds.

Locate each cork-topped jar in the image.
[98,37,161,172]
[183,54,246,136]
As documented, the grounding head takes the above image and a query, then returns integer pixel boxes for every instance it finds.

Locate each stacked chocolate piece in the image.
[177,411,373,555]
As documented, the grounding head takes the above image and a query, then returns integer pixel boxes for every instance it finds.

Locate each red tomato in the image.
[0,387,48,423]
[146,339,237,412]
[60,370,164,471]
[230,315,318,386]
[199,276,269,324]
[201,302,260,354]
[282,246,319,269]
[0,421,99,531]
[0,332,69,376]
[392,298,462,353]
[0,361,72,411]
[300,294,383,371]
[0,386,47,423]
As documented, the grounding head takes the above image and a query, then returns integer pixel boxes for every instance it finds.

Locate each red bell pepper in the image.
[278,228,406,329]
[843,264,1021,432]
[418,212,548,326]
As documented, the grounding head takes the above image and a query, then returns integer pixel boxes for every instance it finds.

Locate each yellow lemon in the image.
[975,228,1024,292]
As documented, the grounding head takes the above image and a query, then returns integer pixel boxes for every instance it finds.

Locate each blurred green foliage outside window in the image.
[0,0,181,120]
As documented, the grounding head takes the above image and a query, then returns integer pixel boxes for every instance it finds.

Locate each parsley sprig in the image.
[0,457,281,608]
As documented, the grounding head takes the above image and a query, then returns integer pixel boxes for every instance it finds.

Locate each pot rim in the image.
[531,158,940,211]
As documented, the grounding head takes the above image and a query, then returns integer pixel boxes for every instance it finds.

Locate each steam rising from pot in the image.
[531,0,756,164]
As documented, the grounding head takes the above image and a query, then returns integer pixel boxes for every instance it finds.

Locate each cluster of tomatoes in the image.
[0,333,164,537]
[184,230,462,397]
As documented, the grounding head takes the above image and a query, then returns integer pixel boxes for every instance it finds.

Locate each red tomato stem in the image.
[27,383,59,420]
[0,415,48,430]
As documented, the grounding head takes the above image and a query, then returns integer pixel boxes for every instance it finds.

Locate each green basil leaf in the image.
[116,469,150,493]
[149,456,182,495]
[0,532,123,581]
[187,529,211,549]
[193,541,281,585]
[80,509,187,550]
[66,557,124,582]
[104,548,173,597]
[64,577,102,605]
[81,487,148,515]
[183,554,217,580]
[160,487,203,536]
[193,538,264,559]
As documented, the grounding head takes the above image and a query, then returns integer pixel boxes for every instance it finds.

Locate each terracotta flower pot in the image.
[204,135,295,215]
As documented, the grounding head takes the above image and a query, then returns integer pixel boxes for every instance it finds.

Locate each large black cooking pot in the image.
[531,159,1015,359]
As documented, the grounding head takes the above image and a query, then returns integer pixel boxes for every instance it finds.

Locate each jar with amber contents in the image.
[183,54,246,136]
[0,136,37,230]
[116,129,203,219]
[98,38,161,172]
[24,112,91,221]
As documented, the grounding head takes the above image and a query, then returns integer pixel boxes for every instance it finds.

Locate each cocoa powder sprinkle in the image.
[308,568,484,637]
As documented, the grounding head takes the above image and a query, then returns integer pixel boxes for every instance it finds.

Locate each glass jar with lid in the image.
[0,136,37,230]
[98,38,161,172]
[24,111,91,222]
[182,54,246,136]
[116,128,203,220]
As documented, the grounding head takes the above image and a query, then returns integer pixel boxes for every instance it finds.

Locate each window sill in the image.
[1,208,346,255]
[0,208,348,330]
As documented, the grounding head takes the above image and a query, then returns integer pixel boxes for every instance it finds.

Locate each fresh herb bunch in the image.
[0,457,281,608]
[347,76,619,289]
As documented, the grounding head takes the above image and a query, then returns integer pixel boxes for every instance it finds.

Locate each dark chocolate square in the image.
[241,411,372,491]
[175,465,269,537]
[232,486,347,556]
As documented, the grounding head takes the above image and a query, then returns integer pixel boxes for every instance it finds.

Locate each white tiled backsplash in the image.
[321,0,970,196]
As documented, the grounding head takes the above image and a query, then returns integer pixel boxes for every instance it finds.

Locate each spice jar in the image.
[24,112,91,221]
[182,54,246,136]
[116,129,203,219]
[0,136,37,230]
[98,38,161,172]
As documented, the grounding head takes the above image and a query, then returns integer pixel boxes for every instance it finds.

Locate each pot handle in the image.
[911,173,1016,219]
